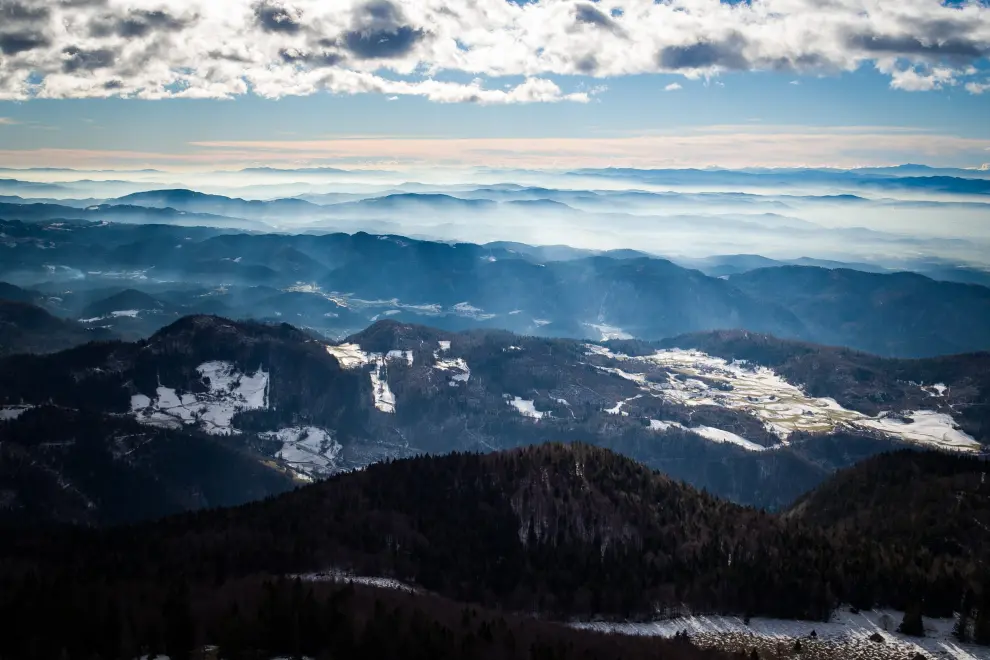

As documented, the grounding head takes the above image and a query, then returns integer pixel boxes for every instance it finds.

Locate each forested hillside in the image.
[3,445,988,635]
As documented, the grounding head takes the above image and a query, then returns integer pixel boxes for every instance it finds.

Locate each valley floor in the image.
[575,608,989,660]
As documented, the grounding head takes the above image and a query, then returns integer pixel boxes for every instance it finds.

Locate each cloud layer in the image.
[0,0,988,102]
[2,126,988,169]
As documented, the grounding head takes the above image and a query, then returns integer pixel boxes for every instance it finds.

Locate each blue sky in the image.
[0,0,988,169]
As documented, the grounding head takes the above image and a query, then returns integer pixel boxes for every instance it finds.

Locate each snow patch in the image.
[295,571,418,594]
[326,343,413,412]
[79,309,142,323]
[260,426,342,480]
[508,396,546,420]
[648,419,766,452]
[691,426,767,452]
[605,394,641,416]
[0,405,33,421]
[856,411,978,452]
[370,359,396,413]
[585,322,633,341]
[433,344,470,385]
[326,343,371,368]
[130,361,268,435]
[386,349,414,366]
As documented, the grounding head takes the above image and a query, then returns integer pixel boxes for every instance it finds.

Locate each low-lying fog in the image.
[2,165,988,269]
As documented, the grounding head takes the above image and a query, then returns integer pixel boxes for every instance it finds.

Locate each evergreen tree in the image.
[955,590,973,642]
[163,581,196,660]
[899,603,925,637]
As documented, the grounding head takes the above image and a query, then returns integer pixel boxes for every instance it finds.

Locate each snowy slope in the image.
[575,608,989,660]
[260,426,342,481]
[130,361,268,435]
[588,345,980,453]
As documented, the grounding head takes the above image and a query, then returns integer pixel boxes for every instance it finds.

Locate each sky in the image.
[0,0,988,170]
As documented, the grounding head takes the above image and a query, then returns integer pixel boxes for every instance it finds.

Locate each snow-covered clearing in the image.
[606,395,641,416]
[433,340,471,385]
[508,396,547,420]
[856,411,978,452]
[260,427,342,480]
[326,342,415,412]
[294,571,419,594]
[386,349,414,366]
[0,405,33,421]
[79,309,141,323]
[585,323,634,341]
[587,345,981,453]
[647,419,767,452]
[574,608,990,660]
[325,343,371,368]
[130,361,268,435]
[370,360,396,413]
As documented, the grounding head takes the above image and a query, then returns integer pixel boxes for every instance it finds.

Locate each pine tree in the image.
[163,581,196,660]
[975,603,990,645]
[954,590,972,642]
[898,603,925,637]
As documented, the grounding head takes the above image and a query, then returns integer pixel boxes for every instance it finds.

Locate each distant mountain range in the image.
[3,219,990,357]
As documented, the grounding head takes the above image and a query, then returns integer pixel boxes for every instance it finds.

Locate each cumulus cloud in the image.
[879,60,959,91]
[664,82,682,92]
[0,0,988,102]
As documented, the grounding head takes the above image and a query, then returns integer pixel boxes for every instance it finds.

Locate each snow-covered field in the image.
[130,361,268,435]
[575,609,990,660]
[585,322,634,341]
[0,405,33,421]
[647,419,767,451]
[588,345,981,453]
[508,396,547,420]
[295,570,419,594]
[370,360,396,413]
[79,309,143,323]
[326,342,417,412]
[325,342,372,368]
[260,426,342,480]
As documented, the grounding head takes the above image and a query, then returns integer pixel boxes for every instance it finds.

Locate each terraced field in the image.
[587,346,981,453]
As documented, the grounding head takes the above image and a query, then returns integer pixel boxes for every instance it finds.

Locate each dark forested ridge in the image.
[0,575,737,660]
[3,444,989,639]
[0,406,296,526]
[0,298,115,356]
[787,449,990,561]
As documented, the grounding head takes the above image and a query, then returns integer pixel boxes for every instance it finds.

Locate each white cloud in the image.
[965,81,990,94]
[789,80,801,85]
[386,95,398,101]
[0,0,988,102]
[664,83,682,92]
[0,118,18,125]
[881,62,958,92]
